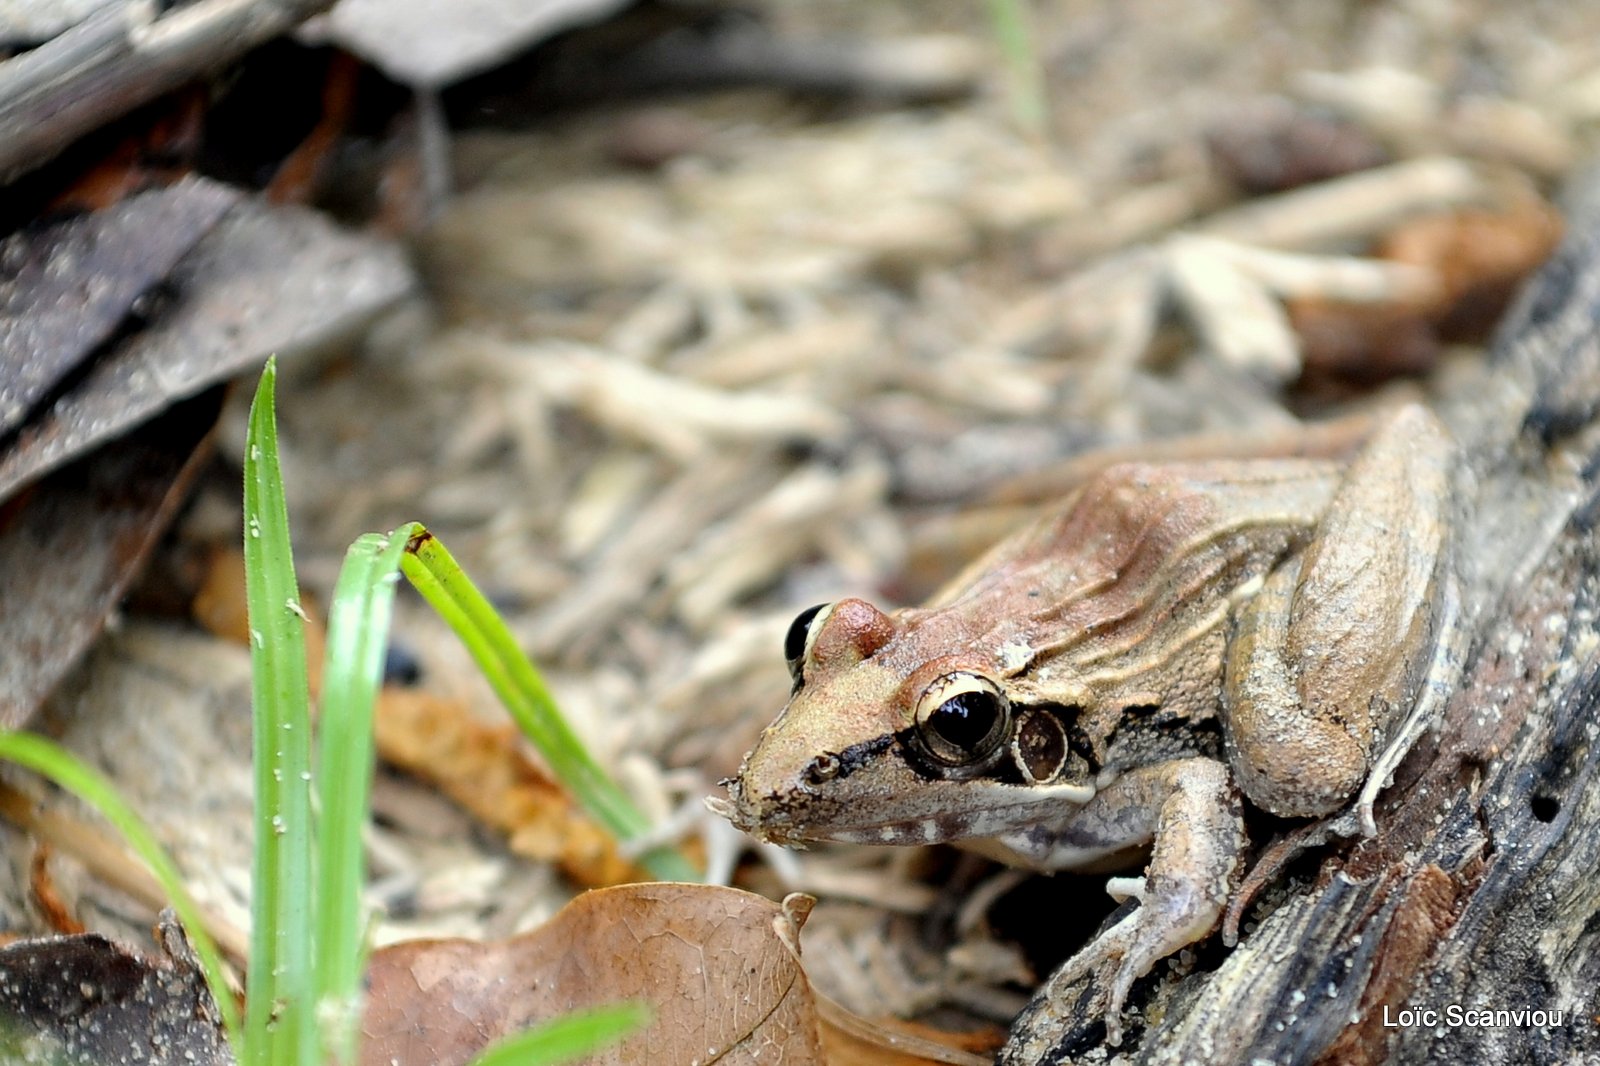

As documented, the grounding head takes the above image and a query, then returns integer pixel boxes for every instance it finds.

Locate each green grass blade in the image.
[242,358,317,1066]
[400,529,699,883]
[988,0,1048,137]
[316,524,420,1063]
[0,732,241,1047]
[465,1003,650,1066]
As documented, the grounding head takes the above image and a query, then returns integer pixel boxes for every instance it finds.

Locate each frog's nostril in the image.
[803,753,841,786]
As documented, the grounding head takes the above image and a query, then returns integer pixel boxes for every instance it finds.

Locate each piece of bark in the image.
[0,388,218,728]
[0,0,125,45]
[0,914,233,1065]
[1001,200,1600,1062]
[0,197,412,501]
[0,176,238,436]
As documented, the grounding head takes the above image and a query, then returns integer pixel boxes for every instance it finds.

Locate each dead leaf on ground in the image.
[0,389,220,727]
[374,687,642,888]
[361,883,823,1066]
[0,177,405,729]
[1376,199,1566,341]
[363,884,991,1066]
[187,552,634,887]
[1290,198,1565,384]
[190,546,254,648]
[0,914,232,1066]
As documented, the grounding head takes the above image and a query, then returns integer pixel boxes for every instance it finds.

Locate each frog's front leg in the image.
[1222,404,1452,819]
[999,757,1244,1046]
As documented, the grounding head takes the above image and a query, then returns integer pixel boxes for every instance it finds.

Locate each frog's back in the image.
[911,459,1343,740]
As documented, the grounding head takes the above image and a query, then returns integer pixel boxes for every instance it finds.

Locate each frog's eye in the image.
[784,603,832,690]
[915,672,1011,766]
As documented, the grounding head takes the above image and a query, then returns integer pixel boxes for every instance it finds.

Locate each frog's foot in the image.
[1047,901,1144,1046]
[1025,758,1245,1046]
[1050,865,1227,1045]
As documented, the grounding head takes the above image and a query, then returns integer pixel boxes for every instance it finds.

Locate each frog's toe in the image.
[1050,886,1222,1045]
[1105,875,1145,903]
[1048,911,1142,1044]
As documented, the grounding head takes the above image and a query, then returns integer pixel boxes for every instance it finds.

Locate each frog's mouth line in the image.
[820,779,1099,846]
[708,779,1097,848]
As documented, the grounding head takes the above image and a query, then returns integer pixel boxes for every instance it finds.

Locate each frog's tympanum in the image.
[711,405,1454,1044]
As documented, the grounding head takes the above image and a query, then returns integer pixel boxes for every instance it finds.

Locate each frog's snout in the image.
[706,745,818,846]
[705,788,800,846]
[703,760,767,831]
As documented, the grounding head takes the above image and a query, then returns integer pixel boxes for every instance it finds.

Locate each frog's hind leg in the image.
[1222,404,1453,819]
[1022,756,1245,1046]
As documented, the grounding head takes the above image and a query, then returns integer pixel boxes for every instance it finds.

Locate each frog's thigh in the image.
[1224,404,1452,817]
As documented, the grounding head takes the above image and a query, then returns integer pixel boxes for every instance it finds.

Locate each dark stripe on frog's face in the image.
[805,733,895,785]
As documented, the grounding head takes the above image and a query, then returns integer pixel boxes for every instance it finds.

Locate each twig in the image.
[0,0,335,184]
[0,780,251,967]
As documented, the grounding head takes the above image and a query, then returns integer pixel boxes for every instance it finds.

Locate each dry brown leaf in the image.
[1291,199,1565,385]
[1287,298,1442,384]
[190,546,253,647]
[374,688,641,888]
[361,884,826,1066]
[1377,200,1566,342]
[189,554,630,887]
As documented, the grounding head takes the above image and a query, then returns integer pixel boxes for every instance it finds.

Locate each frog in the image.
[709,404,1455,1045]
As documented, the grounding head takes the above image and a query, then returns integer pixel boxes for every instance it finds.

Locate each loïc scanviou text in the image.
[1381,1005,1568,1028]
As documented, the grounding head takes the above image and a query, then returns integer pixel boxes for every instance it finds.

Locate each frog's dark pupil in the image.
[784,603,828,682]
[931,691,1002,752]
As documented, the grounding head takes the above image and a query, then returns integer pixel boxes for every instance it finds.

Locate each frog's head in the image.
[710,598,1096,849]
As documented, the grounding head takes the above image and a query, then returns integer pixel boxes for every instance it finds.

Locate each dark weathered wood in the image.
[1002,205,1600,1064]
[0,389,218,729]
[0,177,237,434]
[0,916,232,1064]
[0,197,412,500]
[0,0,334,185]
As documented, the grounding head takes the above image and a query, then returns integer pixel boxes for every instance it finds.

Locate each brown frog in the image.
[710,405,1456,1044]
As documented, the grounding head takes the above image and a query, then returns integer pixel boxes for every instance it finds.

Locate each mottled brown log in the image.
[1003,193,1600,1065]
